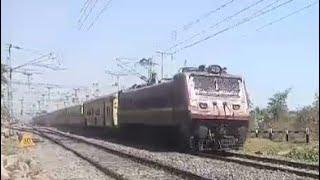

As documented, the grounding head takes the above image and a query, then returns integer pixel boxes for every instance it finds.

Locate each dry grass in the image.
[1,137,20,155]
[243,138,319,163]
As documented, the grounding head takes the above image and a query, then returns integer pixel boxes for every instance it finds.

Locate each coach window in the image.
[95,108,100,116]
[87,109,91,116]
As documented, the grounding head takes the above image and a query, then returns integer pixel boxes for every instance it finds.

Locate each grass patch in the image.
[244,138,319,163]
[285,145,319,163]
[1,137,20,155]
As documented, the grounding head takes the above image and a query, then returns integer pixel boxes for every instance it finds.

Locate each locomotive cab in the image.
[177,65,250,151]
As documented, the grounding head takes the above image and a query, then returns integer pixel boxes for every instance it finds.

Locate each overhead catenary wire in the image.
[178,0,236,32]
[12,53,54,70]
[86,0,113,30]
[3,44,45,56]
[171,0,295,54]
[167,0,269,51]
[78,0,94,23]
[256,1,319,31]
[78,0,93,23]
[78,0,99,30]
[80,0,92,14]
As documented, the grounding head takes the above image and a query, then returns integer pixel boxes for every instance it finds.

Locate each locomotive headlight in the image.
[199,102,208,109]
[190,99,198,107]
[232,104,240,110]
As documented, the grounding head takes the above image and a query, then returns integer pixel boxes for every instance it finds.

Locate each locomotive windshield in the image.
[192,75,241,97]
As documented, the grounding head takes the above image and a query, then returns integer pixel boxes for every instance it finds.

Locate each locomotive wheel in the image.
[189,136,205,153]
[197,126,209,139]
[177,132,190,153]
[177,134,204,153]
[177,124,207,153]
[177,124,192,153]
[191,126,208,153]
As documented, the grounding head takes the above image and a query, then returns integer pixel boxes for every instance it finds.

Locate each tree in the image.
[313,93,319,110]
[1,62,7,98]
[1,62,7,84]
[1,61,10,124]
[267,88,291,121]
[295,93,319,139]
[250,107,269,129]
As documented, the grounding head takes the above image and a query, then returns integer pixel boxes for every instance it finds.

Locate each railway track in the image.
[198,151,319,179]
[12,126,319,179]
[222,151,318,171]
[14,126,208,180]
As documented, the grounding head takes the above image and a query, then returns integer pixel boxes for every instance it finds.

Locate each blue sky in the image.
[1,0,319,112]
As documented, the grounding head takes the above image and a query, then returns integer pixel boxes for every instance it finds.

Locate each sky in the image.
[1,0,319,116]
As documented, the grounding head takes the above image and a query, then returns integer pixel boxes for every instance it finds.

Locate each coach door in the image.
[112,97,118,127]
[104,99,112,127]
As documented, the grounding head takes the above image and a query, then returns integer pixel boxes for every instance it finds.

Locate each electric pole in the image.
[92,83,99,98]
[105,70,128,91]
[19,98,24,116]
[37,100,41,112]
[7,44,13,120]
[73,88,80,104]
[32,104,36,116]
[41,94,46,109]
[5,43,63,120]
[155,51,174,79]
[47,87,52,101]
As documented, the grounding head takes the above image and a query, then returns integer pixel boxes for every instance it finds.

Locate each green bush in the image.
[285,145,319,162]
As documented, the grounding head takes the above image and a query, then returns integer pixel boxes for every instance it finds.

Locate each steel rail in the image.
[13,127,127,180]
[221,151,319,171]
[198,152,319,179]
[16,126,209,180]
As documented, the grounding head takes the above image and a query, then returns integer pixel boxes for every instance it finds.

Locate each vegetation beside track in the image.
[243,138,319,163]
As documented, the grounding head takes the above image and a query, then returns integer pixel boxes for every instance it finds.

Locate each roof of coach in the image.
[83,92,118,104]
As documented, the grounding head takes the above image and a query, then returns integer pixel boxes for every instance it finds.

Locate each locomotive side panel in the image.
[119,81,175,126]
[172,73,192,126]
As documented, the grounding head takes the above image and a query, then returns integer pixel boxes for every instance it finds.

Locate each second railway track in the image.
[198,152,319,179]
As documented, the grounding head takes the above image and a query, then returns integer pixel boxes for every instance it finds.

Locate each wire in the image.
[78,0,99,30]
[80,0,91,14]
[256,1,318,31]
[78,0,93,23]
[167,0,268,51]
[4,44,45,55]
[172,0,295,54]
[180,0,236,32]
[86,0,113,30]
[12,53,53,70]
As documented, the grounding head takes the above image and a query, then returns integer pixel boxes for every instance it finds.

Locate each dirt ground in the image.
[1,128,109,180]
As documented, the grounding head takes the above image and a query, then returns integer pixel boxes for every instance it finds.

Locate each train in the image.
[33,64,250,152]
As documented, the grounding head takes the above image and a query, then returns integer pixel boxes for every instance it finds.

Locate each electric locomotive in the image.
[118,65,250,151]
